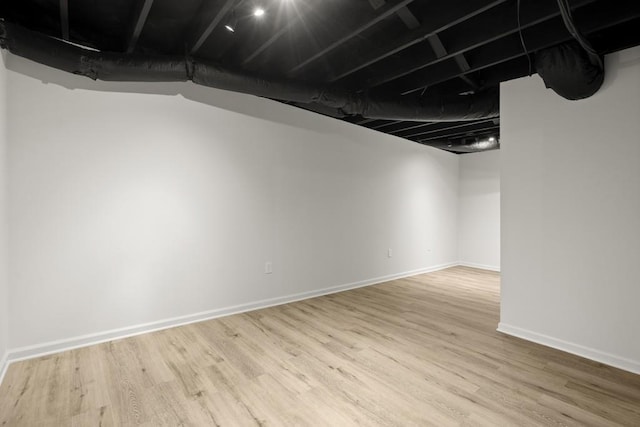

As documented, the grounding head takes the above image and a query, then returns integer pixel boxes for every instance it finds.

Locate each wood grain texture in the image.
[1,266,639,426]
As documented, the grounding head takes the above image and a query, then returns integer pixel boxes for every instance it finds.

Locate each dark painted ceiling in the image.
[2,0,639,153]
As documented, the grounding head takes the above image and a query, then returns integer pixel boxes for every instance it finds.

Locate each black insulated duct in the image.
[536,41,605,100]
[536,0,605,101]
[0,21,499,122]
[427,138,500,154]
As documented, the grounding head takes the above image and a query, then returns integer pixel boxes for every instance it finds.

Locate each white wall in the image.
[458,151,500,270]
[0,52,9,373]
[5,54,460,353]
[500,46,640,374]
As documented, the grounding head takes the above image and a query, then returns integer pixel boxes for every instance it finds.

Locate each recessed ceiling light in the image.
[225,24,235,32]
[253,7,265,17]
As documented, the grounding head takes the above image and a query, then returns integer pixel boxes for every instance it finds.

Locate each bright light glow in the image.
[253,7,265,17]
[488,136,496,142]
[225,24,235,32]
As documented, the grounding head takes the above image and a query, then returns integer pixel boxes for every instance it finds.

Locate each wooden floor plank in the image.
[1,266,639,426]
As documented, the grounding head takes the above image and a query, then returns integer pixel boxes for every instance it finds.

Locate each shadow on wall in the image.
[4,54,379,144]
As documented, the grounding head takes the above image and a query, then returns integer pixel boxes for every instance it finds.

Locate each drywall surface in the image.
[500,45,640,373]
[5,53,459,351]
[0,53,8,369]
[458,150,500,270]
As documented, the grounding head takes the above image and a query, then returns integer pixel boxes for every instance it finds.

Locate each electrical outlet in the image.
[265,262,273,274]
[388,248,393,258]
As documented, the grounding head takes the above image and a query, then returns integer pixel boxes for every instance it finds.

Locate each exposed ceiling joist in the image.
[390,121,445,135]
[424,139,500,153]
[59,0,69,41]
[396,7,420,29]
[427,34,448,58]
[368,120,405,130]
[190,0,237,54]
[126,0,154,53]
[243,0,320,66]
[417,125,500,142]
[426,33,478,90]
[362,120,390,128]
[405,119,496,139]
[459,74,481,90]
[455,54,471,72]
[398,4,640,94]
[243,20,297,65]
[455,56,481,89]
[287,0,416,76]
[354,118,378,125]
[329,0,508,82]
[363,0,596,89]
[4,0,638,154]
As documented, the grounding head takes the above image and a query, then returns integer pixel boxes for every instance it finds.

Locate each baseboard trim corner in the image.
[0,351,8,386]
[458,261,500,272]
[497,323,640,375]
[6,262,457,366]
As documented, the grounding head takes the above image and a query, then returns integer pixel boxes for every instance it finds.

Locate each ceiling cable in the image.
[517,0,533,76]
[556,0,603,69]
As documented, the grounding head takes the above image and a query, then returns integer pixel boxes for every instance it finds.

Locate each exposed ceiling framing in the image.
[58,0,69,41]
[127,0,155,53]
[2,0,639,153]
[287,0,416,76]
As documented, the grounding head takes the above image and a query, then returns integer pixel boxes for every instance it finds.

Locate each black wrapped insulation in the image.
[536,41,604,100]
[0,21,499,121]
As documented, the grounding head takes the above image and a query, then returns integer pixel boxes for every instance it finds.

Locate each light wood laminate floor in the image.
[1,267,640,426]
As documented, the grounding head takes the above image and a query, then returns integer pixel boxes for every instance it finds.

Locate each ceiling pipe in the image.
[535,0,605,101]
[0,21,499,122]
[536,40,604,100]
[426,138,500,153]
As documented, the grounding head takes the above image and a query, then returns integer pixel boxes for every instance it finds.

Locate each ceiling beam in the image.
[287,0,416,76]
[59,0,69,41]
[329,0,508,83]
[362,0,596,89]
[126,0,155,53]
[406,119,496,139]
[454,54,471,72]
[354,118,378,125]
[427,34,447,58]
[394,120,487,138]
[455,55,481,90]
[396,6,420,29]
[389,121,443,135]
[368,120,405,130]
[242,0,418,74]
[423,139,500,153]
[459,74,481,90]
[361,120,391,128]
[397,3,640,94]
[243,0,320,66]
[243,20,298,65]
[417,125,500,142]
[379,0,420,31]
[365,0,595,88]
[190,0,237,54]
[427,33,480,90]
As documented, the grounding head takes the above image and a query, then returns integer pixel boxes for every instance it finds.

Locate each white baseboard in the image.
[497,323,640,375]
[0,351,8,386]
[458,261,500,272]
[4,262,457,370]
